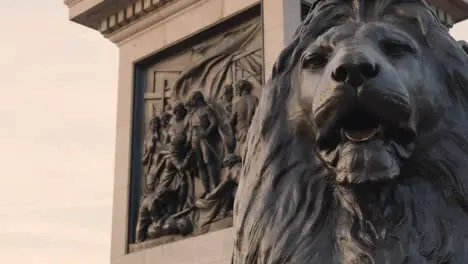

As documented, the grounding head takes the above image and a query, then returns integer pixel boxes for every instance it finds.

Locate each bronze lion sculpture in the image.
[233,0,468,263]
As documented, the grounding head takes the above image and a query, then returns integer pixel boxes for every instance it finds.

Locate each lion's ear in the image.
[459,40,468,55]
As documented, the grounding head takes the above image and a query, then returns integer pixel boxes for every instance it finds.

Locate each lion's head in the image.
[233,1,468,263]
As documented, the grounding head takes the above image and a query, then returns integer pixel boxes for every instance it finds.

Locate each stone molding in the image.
[107,0,203,45]
[99,0,181,36]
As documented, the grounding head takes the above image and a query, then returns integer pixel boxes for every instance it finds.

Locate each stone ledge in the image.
[112,228,235,264]
[128,216,233,253]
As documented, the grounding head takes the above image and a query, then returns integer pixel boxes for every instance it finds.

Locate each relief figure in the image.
[167,102,189,146]
[187,91,222,197]
[141,116,163,194]
[195,153,242,225]
[222,84,234,114]
[230,80,259,157]
[136,134,194,242]
[160,112,172,145]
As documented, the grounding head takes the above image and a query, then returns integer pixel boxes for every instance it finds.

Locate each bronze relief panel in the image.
[129,13,263,252]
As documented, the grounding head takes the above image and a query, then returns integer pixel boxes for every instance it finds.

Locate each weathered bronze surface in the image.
[233,1,468,263]
[131,16,262,250]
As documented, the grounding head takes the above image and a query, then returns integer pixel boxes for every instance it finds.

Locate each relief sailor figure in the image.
[187,91,222,198]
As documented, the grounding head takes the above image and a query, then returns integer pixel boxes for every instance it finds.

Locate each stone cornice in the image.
[65,0,132,29]
[64,0,80,6]
[105,0,203,45]
[99,0,182,36]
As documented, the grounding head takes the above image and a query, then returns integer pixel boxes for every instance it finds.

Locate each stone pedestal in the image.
[64,0,468,263]
[108,2,264,262]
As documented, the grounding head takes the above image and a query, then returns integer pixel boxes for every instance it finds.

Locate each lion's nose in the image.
[331,61,379,87]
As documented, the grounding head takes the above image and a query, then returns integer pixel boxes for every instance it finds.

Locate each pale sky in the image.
[0,1,467,264]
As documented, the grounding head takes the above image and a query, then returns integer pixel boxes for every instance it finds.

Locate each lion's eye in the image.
[302,53,329,69]
[380,40,414,58]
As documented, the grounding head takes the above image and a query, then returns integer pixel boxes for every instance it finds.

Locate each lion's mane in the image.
[232,1,468,263]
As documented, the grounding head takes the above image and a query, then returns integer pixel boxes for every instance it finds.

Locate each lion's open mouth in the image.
[316,107,416,184]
